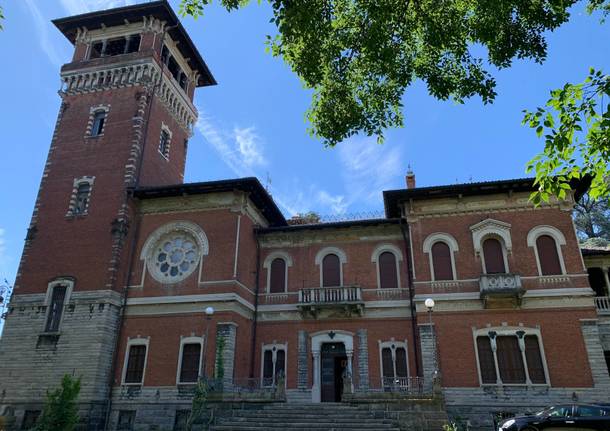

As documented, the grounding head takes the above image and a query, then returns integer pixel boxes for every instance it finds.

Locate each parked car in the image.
[498,404,610,430]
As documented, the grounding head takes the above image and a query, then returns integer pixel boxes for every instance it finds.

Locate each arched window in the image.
[269,258,287,293]
[322,254,341,287]
[482,238,506,274]
[431,242,453,280]
[536,235,562,275]
[378,252,398,289]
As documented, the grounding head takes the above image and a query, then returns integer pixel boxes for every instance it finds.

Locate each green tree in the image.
[0,6,4,31]
[34,375,81,431]
[574,194,610,245]
[179,0,580,146]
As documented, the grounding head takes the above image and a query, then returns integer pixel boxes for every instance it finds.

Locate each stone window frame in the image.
[66,176,95,217]
[260,342,287,388]
[378,338,410,387]
[315,246,348,287]
[85,105,110,138]
[527,225,567,276]
[140,221,209,285]
[371,244,403,289]
[422,233,459,281]
[42,277,74,334]
[86,31,142,60]
[158,123,172,160]
[472,326,551,387]
[121,336,150,386]
[263,251,293,294]
[176,336,204,385]
[470,219,512,274]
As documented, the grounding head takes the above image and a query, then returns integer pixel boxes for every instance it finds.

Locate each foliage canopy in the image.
[33,374,81,431]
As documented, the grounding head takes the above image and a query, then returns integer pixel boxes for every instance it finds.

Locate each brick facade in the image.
[0,3,608,431]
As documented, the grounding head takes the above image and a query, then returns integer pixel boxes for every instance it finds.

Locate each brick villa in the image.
[0,2,609,430]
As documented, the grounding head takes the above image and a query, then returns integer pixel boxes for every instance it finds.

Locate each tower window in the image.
[126,35,141,54]
[74,183,91,215]
[159,129,171,159]
[45,285,67,333]
[91,111,106,137]
[89,41,103,59]
[88,34,141,60]
[105,38,127,56]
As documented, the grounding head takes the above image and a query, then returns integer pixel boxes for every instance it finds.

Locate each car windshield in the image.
[536,406,572,417]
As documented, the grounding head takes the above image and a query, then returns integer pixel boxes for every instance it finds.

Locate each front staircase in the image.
[210,403,401,430]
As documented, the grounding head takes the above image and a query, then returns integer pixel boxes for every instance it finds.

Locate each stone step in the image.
[212,425,400,431]
[221,417,397,424]
[227,412,393,419]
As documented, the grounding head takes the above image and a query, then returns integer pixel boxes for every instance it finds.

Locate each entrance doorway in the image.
[320,342,347,402]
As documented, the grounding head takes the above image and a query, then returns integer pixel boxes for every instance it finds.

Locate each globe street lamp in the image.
[201,306,214,380]
[424,298,438,378]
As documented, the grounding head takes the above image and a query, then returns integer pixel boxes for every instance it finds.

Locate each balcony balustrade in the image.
[595,296,610,315]
[298,286,364,318]
[479,273,525,308]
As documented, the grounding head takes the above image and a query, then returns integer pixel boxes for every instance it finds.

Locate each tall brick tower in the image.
[0,2,214,428]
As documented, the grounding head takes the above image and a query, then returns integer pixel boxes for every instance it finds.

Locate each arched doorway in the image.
[311,331,354,402]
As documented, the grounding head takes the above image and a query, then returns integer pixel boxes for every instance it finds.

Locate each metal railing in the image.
[479,273,523,294]
[380,376,426,395]
[299,286,362,304]
[595,296,610,315]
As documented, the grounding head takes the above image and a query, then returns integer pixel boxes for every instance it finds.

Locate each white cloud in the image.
[317,190,348,214]
[234,127,267,167]
[59,0,137,16]
[338,137,403,206]
[22,0,65,67]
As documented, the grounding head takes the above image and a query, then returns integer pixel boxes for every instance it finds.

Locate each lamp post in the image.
[424,298,438,378]
[201,306,214,381]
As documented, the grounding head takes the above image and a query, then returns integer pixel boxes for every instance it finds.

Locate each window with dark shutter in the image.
[269,258,286,293]
[431,242,453,280]
[476,336,497,384]
[496,336,526,384]
[322,254,341,287]
[125,345,147,384]
[525,335,546,384]
[395,347,408,378]
[536,235,562,275]
[381,347,394,378]
[275,349,286,381]
[45,285,67,332]
[263,350,273,383]
[179,343,201,383]
[379,252,398,289]
[483,238,506,274]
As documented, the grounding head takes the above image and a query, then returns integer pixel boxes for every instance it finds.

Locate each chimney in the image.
[406,166,416,189]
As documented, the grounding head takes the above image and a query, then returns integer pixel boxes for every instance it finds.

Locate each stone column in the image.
[312,350,321,402]
[297,330,309,389]
[216,322,237,384]
[580,319,610,390]
[419,323,437,392]
[346,349,354,394]
[356,329,369,390]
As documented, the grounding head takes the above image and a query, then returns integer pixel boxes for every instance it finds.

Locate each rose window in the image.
[152,234,200,282]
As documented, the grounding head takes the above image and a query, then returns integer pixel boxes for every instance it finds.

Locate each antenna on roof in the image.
[265,172,272,193]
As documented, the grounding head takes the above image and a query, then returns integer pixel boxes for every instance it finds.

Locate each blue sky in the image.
[0,0,609,285]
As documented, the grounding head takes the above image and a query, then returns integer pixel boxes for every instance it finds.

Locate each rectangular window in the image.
[124,344,147,384]
[159,130,170,159]
[126,35,141,54]
[105,37,127,56]
[91,111,106,136]
[524,335,546,384]
[173,410,190,431]
[380,343,409,388]
[262,350,273,385]
[496,336,526,384]
[395,347,408,378]
[45,285,67,332]
[262,346,285,387]
[117,410,136,431]
[381,347,394,378]
[476,336,497,384]
[21,410,40,430]
[179,343,201,383]
[89,41,103,59]
[74,183,91,215]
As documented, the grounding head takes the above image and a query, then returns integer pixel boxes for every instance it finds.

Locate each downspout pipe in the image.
[400,218,421,378]
[249,230,261,378]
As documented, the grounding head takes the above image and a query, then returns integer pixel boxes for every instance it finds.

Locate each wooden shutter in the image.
[395,347,408,378]
[269,258,286,293]
[45,285,67,332]
[180,343,201,383]
[524,335,546,384]
[275,349,286,381]
[322,254,341,287]
[379,252,398,289]
[431,242,453,280]
[483,238,506,274]
[536,235,562,275]
[381,347,394,378]
[476,336,497,384]
[125,345,147,384]
[496,336,526,384]
[263,350,274,381]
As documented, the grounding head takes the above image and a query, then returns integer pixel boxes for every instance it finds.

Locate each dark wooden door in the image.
[321,343,346,402]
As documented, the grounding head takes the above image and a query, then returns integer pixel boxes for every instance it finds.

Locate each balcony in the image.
[298,286,364,319]
[595,296,610,315]
[479,274,525,308]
